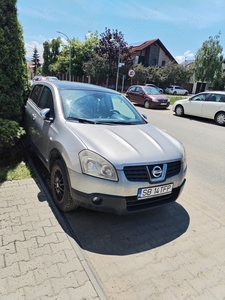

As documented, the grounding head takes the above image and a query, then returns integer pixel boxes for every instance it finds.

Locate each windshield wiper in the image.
[66,117,96,124]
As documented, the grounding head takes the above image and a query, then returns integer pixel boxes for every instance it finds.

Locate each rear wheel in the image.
[173,91,177,95]
[215,112,225,126]
[175,105,184,117]
[144,100,150,109]
[51,159,78,212]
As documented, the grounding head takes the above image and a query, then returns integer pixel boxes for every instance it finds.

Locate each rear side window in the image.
[30,85,43,104]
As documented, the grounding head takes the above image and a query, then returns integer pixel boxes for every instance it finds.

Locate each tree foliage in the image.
[0,0,29,153]
[83,52,108,83]
[194,32,223,90]
[42,38,61,76]
[54,31,99,77]
[31,46,41,76]
[96,27,133,78]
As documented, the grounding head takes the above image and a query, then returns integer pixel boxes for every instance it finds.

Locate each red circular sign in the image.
[128,69,135,78]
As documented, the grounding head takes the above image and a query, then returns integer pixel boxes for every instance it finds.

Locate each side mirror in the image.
[40,108,53,121]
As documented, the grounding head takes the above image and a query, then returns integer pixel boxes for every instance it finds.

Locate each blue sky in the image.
[17,0,225,63]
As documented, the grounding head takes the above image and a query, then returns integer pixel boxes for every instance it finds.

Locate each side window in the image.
[38,87,55,118]
[191,93,207,101]
[29,85,43,104]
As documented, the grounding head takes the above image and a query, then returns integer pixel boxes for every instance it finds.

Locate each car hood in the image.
[148,94,169,100]
[65,122,182,168]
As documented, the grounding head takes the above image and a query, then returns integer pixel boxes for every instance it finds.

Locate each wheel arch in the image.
[214,110,225,126]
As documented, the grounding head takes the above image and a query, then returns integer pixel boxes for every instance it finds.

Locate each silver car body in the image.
[24,81,187,214]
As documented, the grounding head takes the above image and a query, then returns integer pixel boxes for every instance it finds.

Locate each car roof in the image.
[32,80,121,94]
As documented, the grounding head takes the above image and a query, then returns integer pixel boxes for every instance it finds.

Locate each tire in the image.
[144,100,150,109]
[215,112,225,126]
[51,159,78,212]
[184,92,188,96]
[173,91,177,95]
[175,105,184,117]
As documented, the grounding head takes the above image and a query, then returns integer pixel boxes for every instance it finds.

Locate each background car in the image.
[145,83,163,94]
[33,76,46,81]
[172,91,225,126]
[165,85,188,95]
[45,76,59,81]
[126,85,170,109]
[24,81,186,215]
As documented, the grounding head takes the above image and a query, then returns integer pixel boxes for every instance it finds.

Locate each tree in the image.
[42,38,61,76]
[0,0,29,153]
[54,31,99,78]
[31,46,41,76]
[132,63,148,84]
[194,32,224,91]
[96,28,133,85]
[83,52,108,84]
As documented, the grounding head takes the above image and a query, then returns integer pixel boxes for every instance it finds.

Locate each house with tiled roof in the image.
[129,39,177,67]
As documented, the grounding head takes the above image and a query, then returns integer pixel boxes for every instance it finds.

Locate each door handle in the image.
[32,114,36,120]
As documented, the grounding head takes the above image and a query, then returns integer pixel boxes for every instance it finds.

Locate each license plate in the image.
[160,103,167,105]
[137,183,173,200]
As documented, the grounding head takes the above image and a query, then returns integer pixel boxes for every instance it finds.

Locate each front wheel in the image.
[215,112,225,126]
[175,105,184,117]
[51,159,78,212]
[144,100,150,109]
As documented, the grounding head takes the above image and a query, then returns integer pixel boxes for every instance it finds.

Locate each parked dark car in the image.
[126,85,170,109]
[24,81,186,215]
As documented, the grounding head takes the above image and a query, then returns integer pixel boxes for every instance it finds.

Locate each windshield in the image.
[143,87,161,95]
[59,90,145,124]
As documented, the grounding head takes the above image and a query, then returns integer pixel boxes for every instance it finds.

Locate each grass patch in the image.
[167,95,188,105]
[0,136,34,183]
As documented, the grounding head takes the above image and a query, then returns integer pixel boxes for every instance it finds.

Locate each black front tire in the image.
[144,101,150,109]
[51,159,78,212]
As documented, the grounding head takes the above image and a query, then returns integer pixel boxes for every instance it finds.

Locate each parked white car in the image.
[172,91,225,126]
[165,85,188,95]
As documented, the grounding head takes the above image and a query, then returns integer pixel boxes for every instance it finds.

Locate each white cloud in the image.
[176,50,195,64]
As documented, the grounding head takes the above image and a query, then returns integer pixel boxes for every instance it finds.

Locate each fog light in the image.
[92,196,102,205]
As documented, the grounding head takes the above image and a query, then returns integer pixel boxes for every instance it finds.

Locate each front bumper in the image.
[71,178,186,215]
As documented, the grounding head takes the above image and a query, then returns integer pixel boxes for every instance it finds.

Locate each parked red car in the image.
[126,85,170,109]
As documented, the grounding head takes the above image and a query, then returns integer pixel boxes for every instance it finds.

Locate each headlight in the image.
[79,150,118,181]
[151,97,159,103]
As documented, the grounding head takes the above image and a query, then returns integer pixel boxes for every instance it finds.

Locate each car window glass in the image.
[129,87,136,92]
[136,87,142,93]
[38,87,55,118]
[30,85,43,104]
[219,95,225,102]
[191,93,207,101]
[208,94,222,102]
[144,87,160,95]
[111,95,136,118]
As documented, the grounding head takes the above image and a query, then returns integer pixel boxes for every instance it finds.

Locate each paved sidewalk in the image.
[0,178,107,300]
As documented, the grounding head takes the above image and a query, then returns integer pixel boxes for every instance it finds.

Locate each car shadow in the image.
[64,203,189,256]
[173,113,217,126]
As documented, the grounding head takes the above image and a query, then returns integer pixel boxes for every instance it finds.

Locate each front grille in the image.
[123,161,181,182]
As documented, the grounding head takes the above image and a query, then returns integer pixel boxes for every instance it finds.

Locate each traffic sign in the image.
[128,69,135,78]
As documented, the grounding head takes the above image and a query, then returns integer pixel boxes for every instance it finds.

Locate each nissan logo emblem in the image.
[152,166,162,178]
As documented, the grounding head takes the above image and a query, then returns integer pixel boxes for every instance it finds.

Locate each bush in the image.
[0,118,25,154]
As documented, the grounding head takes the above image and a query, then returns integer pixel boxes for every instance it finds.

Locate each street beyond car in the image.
[24,81,186,215]
[172,91,225,126]
[126,85,170,109]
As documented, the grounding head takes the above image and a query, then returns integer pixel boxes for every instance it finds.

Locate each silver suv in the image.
[24,81,187,215]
